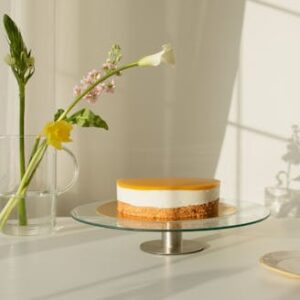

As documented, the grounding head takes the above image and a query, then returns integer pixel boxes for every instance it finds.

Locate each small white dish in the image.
[260,251,300,279]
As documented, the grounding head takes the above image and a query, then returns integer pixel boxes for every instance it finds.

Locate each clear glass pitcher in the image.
[0,135,79,235]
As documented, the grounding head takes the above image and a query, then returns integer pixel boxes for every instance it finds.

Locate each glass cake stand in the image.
[71,200,270,255]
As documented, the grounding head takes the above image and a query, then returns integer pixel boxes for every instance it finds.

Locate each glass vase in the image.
[0,135,78,235]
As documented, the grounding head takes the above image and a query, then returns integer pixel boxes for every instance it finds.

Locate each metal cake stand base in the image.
[140,231,205,255]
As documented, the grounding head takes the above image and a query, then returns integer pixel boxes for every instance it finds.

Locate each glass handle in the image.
[56,147,79,195]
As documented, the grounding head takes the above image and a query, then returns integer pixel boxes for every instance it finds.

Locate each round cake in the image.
[117,178,220,221]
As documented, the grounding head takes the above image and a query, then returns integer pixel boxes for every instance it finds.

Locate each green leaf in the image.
[3,14,26,59]
[54,109,65,121]
[3,14,35,80]
[68,108,109,130]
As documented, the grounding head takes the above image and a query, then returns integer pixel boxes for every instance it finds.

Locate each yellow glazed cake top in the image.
[117,178,220,190]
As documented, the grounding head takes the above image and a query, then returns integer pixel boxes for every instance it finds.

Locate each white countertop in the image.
[0,217,300,300]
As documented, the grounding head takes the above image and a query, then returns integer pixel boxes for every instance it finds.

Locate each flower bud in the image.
[138,44,175,67]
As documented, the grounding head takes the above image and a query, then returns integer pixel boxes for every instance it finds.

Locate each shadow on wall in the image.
[57,0,246,214]
[265,125,300,218]
[165,0,246,178]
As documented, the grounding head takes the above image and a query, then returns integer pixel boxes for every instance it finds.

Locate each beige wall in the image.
[7,1,297,214]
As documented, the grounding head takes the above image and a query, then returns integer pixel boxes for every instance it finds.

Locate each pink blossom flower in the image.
[73,63,118,103]
[75,69,103,103]
[84,84,105,103]
[81,69,101,85]
[105,80,116,93]
[73,85,81,97]
[102,62,116,72]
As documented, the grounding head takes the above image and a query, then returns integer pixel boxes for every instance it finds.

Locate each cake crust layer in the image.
[117,199,219,221]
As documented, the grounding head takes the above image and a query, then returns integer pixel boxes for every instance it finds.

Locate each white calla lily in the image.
[138,44,175,67]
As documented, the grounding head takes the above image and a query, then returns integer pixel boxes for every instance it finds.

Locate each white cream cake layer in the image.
[117,186,219,208]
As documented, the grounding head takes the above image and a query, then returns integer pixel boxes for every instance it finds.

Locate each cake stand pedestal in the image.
[140,231,205,255]
[71,200,270,256]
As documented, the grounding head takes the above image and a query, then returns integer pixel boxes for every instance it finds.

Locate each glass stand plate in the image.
[71,200,270,255]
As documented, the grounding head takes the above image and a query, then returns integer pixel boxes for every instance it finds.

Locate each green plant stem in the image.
[24,138,44,187]
[0,141,47,229]
[0,61,140,230]
[28,137,40,163]
[18,80,27,226]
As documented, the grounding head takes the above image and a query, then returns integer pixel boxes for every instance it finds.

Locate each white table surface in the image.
[0,217,300,300]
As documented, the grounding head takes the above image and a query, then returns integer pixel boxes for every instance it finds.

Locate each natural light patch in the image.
[216,0,300,205]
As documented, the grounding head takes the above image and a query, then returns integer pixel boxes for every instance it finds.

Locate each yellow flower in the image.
[138,44,175,67]
[42,120,73,150]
